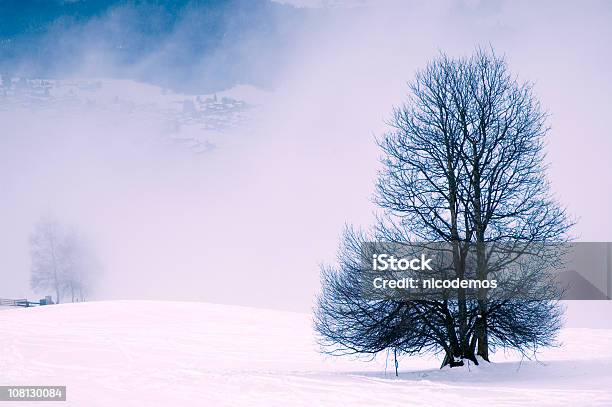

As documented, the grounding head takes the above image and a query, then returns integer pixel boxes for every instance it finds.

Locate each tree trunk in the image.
[394,348,399,377]
[440,349,465,368]
[476,301,490,361]
[475,240,490,361]
[472,139,490,363]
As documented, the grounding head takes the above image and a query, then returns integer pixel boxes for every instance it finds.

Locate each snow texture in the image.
[1,301,611,406]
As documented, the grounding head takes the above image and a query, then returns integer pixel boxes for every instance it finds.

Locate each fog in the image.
[1,0,611,312]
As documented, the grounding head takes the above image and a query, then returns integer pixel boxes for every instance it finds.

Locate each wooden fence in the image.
[0,298,43,307]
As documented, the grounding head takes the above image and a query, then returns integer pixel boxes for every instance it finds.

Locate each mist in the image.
[1,0,611,312]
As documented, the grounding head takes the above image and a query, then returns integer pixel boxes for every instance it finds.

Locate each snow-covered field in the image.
[1,301,611,406]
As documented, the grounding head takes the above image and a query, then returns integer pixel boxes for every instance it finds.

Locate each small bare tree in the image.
[29,216,97,303]
[30,217,64,304]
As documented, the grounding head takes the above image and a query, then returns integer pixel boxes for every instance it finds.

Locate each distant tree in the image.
[61,230,97,302]
[30,217,64,304]
[315,49,571,369]
[29,217,97,303]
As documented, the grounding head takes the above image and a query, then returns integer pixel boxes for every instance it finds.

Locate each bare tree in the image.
[315,49,571,369]
[30,216,97,303]
[30,217,64,304]
[62,231,96,302]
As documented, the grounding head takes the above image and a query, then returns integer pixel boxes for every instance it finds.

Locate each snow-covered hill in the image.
[0,77,270,153]
[1,301,611,406]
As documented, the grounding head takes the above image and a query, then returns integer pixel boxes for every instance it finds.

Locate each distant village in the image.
[0,76,254,153]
